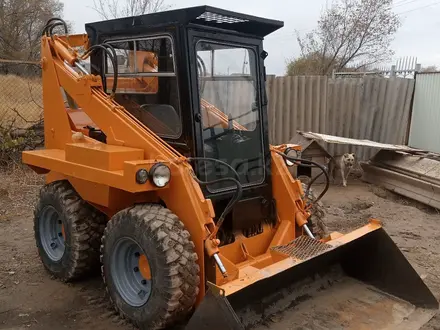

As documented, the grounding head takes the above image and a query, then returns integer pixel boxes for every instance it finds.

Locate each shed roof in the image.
[289,133,332,158]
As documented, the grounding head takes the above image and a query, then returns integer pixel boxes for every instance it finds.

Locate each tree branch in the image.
[289,0,399,76]
[91,0,169,20]
[339,11,378,69]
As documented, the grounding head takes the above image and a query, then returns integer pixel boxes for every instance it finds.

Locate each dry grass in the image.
[0,166,43,219]
[0,74,43,129]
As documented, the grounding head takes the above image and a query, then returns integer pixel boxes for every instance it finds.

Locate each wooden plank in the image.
[361,163,440,209]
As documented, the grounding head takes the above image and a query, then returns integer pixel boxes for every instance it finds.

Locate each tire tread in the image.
[101,204,200,330]
[34,181,106,281]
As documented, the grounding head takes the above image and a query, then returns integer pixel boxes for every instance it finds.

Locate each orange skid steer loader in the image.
[23,6,438,330]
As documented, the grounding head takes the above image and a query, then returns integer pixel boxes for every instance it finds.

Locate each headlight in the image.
[284,147,301,167]
[149,163,171,188]
[135,169,149,184]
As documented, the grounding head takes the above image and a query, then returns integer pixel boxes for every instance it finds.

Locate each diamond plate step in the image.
[271,235,333,261]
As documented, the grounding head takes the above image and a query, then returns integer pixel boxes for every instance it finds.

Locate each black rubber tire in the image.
[101,204,200,330]
[301,182,329,239]
[34,180,106,281]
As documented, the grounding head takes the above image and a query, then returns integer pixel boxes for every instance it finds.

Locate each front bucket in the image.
[186,227,438,330]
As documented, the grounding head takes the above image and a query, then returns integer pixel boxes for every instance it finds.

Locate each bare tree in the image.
[289,0,401,76]
[92,0,169,20]
[286,52,336,76]
[0,0,65,60]
[421,65,438,73]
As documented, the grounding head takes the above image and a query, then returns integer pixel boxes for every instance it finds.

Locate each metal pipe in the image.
[213,253,228,278]
[75,61,89,75]
[303,224,315,239]
[105,72,176,77]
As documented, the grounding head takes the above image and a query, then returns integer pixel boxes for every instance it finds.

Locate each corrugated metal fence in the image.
[266,76,415,160]
[408,72,440,153]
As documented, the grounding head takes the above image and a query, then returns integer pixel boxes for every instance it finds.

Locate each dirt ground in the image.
[0,171,439,330]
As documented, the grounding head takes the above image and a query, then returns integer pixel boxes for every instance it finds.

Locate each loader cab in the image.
[86,6,283,236]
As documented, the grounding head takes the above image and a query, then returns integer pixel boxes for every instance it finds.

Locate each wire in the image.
[396,0,440,14]
[394,0,423,7]
[269,0,437,44]
[266,0,423,42]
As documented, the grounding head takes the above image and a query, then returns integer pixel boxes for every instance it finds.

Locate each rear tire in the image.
[101,204,200,330]
[34,181,106,281]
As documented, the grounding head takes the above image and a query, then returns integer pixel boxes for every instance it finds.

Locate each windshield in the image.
[196,41,265,191]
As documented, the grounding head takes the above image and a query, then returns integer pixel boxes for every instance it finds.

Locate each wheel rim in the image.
[110,238,153,307]
[39,205,65,262]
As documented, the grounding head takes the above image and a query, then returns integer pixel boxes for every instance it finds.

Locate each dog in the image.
[328,153,356,187]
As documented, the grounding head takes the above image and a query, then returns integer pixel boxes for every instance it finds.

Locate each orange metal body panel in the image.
[22,35,376,305]
[23,149,165,193]
[220,220,383,296]
[58,34,89,48]
[210,149,312,286]
[47,172,160,216]
[65,143,144,171]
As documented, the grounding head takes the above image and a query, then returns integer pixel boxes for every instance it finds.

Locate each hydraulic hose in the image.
[82,44,119,95]
[42,18,68,36]
[192,176,242,229]
[49,22,68,36]
[275,151,330,205]
[306,172,324,195]
[41,18,118,95]
[188,157,243,234]
[188,157,240,182]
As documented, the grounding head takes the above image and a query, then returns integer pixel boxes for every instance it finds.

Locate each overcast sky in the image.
[63,0,440,75]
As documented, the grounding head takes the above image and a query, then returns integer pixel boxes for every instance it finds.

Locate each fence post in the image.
[390,65,396,77]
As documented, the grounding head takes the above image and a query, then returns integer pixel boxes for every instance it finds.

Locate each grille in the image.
[196,12,249,24]
[272,236,333,261]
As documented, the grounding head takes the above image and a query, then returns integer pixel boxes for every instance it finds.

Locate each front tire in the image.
[301,182,329,239]
[101,204,200,330]
[34,181,106,281]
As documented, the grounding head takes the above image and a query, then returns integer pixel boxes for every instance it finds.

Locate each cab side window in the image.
[105,36,181,138]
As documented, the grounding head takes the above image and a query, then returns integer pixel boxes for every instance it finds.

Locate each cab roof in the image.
[85,5,284,38]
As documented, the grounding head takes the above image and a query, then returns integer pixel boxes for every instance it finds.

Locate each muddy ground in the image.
[0,171,439,330]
